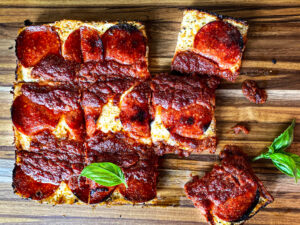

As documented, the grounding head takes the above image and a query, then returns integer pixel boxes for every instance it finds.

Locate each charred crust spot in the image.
[110,23,139,33]
[180,116,195,125]
[35,190,43,198]
[24,19,33,26]
[131,109,146,123]
[232,189,260,222]
[90,187,109,195]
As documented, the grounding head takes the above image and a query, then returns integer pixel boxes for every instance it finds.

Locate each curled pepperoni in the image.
[161,104,213,139]
[242,80,267,104]
[68,176,116,204]
[13,165,58,200]
[194,21,243,70]
[31,54,78,82]
[102,24,146,65]
[120,82,151,140]
[16,26,61,67]
[118,166,158,203]
[80,26,103,63]
[64,27,103,63]
[11,95,60,136]
[64,29,82,63]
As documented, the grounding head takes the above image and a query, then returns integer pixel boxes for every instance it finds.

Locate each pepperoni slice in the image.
[13,165,58,200]
[11,95,60,136]
[120,82,151,140]
[80,26,103,63]
[64,29,82,63]
[194,21,243,70]
[161,104,213,139]
[64,27,103,63]
[118,167,157,203]
[102,24,146,65]
[31,54,78,82]
[68,176,115,204]
[16,26,61,67]
[64,109,85,140]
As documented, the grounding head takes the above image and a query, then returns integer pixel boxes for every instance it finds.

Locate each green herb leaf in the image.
[80,162,128,188]
[253,119,299,183]
[285,152,300,181]
[269,119,295,153]
[269,153,297,181]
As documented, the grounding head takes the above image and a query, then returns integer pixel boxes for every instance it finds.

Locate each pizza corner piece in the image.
[171,9,249,82]
[15,19,150,83]
[185,145,273,225]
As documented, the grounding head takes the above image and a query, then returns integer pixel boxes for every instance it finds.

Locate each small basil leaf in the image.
[269,153,297,182]
[80,162,128,188]
[269,120,295,153]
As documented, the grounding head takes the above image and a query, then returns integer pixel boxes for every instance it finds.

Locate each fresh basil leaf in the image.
[269,120,295,153]
[269,153,298,182]
[80,162,128,188]
[284,152,300,180]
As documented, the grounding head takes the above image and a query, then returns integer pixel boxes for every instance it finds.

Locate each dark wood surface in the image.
[0,1,300,224]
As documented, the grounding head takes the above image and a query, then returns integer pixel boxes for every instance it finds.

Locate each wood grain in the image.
[0,1,300,225]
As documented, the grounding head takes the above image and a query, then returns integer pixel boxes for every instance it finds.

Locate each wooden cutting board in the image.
[0,1,299,224]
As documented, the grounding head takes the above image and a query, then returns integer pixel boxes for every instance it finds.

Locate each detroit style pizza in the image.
[11,10,273,225]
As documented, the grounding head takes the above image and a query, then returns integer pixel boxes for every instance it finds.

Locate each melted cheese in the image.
[39,181,77,205]
[52,116,76,140]
[151,106,216,150]
[97,99,122,133]
[175,9,248,74]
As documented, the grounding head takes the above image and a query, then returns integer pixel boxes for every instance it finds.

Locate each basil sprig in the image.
[80,162,128,188]
[254,120,300,183]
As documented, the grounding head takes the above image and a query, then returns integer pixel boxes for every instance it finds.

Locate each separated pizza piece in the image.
[75,132,158,204]
[172,10,248,82]
[11,82,85,150]
[150,73,219,155]
[81,75,152,145]
[185,145,273,225]
[13,131,85,204]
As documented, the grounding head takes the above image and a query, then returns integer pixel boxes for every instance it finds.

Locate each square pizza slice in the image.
[150,73,219,155]
[11,82,85,150]
[81,75,152,145]
[171,9,248,82]
[13,131,85,204]
[15,20,150,83]
[185,145,274,225]
[70,132,158,204]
